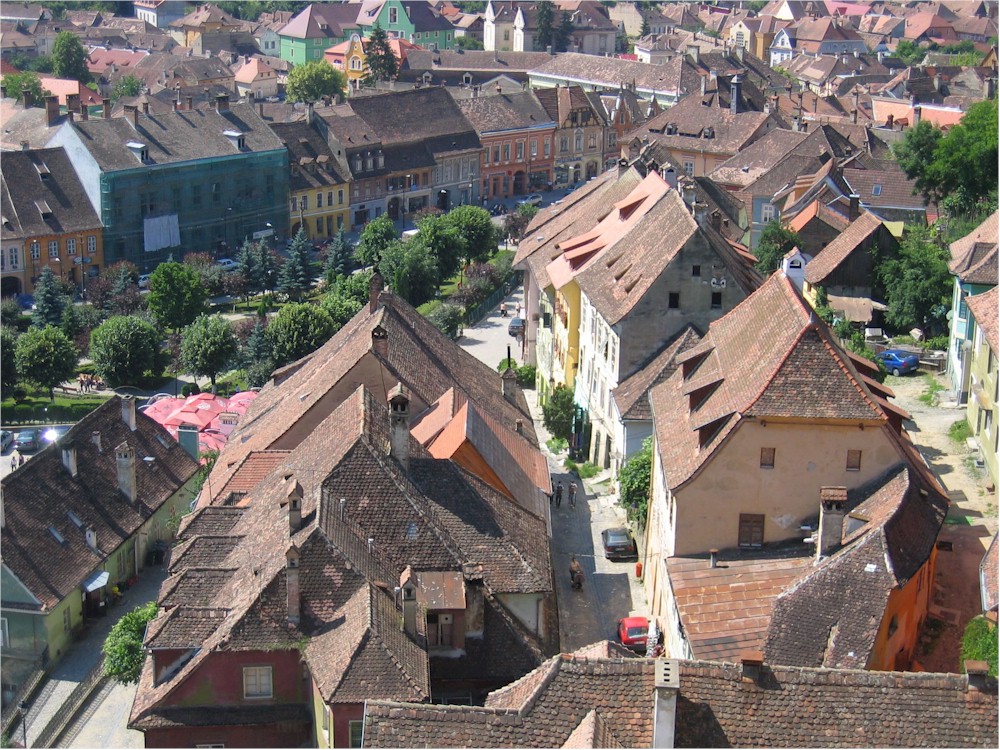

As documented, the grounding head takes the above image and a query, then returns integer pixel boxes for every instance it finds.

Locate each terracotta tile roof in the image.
[270,120,351,189]
[967,286,999,353]
[132,703,310,731]
[175,505,245,537]
[765,465,948,669]
[650,273,896,490]
[212,450,291,504]
[145,606,229,648]
[950,210,999,281]
[456,90,555,133]
[667,545,813,661]
[803,210,884,284]
[0,397,199,611]
[401,49,553,77]
[167,535,243,573]
[842,166,925,211]
[529,52,694,98]
[158,567,237,608]
[364,643,999,747]
[277,2,360,39]
[613,326,701,421]
[346,87,481,153]
[707,128,810,188]
[787,198,851,234]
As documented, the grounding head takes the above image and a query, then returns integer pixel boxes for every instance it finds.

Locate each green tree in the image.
[286,59,346,103]
[14,325,78,399]
[892,120,944,204]
[356,214,398,266]
[236,238,262,295]
[322,281,364,327]
[256,242,279,293]
[536,1,554,49]
[879,226,952,333]
[89,315,161,387]
[555,11,575,52]
[379,239,439,306]
[267,302,336,366]
[102,601,157,685]
[240,321,275,388]
[181,314,238,391]
[278,228,313,300]
[755,221,800,275]
[618,436,652,524]
[32,267,68,328]
[415,213,465,283]
[542,385,575,443]
[961,616,998,677]
[503,203,538,242]
[2,71,49,105]
[148,262,207,331]
[427,302,464,338]
[894,39,926,66]
[111,74,143,101]
[454,35,484,50]
[365,23,399,83]
[52,31,91,84]
[639,16,651,37]
[445,205,497,264]
[1,326,18,398]
[323,229,354,285]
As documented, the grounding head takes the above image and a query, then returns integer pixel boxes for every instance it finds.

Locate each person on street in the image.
[500,302,508,317]
[569,481,577,508]
[569,556,584,588]
[11,453,18,471]
[555,480,563,507]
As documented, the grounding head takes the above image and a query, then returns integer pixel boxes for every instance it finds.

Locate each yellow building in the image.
[324,35,421,94]
[270,119,352,240]
[965,286,999,490]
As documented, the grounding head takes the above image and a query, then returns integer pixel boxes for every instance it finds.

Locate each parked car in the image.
[138,274,151,289]
[875,349,920,376]
[517,193,543,207]
[42,425,71,445]
[1,430,13,452]
[601,527,638,560]
[14,428,40,453]
[508,317,525,337]
[618,616,649,652]
[215,258,239,273]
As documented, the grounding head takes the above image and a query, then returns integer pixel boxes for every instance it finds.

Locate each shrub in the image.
[948,419,972,444]
[546,436,568,453]
[517,364,536,388]
[103,601,158,684]
[11,404,31,423]
[961,616,998,677]
[542,386,575,443]
[427,303,464,339]
[181,382,201,397]
[577,462,600,479]
[925,334,950,351]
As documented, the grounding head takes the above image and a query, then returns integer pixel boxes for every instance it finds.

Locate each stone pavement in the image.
[10,566,166,748]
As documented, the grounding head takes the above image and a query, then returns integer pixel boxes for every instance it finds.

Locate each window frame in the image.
[738,513,764,548]
[668,292,679,309]
[711,291,723,309]
[846,449,862,471]
[349,720,364,748]
[242,665,273,700]
[760,447,775,469]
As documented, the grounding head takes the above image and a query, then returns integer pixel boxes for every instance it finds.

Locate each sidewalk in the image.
[10,566,167,748]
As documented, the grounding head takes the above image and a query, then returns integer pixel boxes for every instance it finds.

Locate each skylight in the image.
[67,511,84,528]
[49,526,65,543]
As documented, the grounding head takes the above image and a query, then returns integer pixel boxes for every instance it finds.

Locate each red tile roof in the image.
[949,209,999,283]
[803,210,884,284]
[966,286,999,353]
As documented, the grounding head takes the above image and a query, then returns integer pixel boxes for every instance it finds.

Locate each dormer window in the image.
[126,141,149,163]
[34,161,50,180]
[223,130,246,150]
[34,199,53,219]
[376,152,384,168]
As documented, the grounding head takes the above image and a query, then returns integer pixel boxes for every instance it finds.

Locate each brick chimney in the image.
[741,650,764,682]
[816,486,846,561]
[124,103,139,128]
[121,395,137,431]
[102,98,111,119]
[848,194,860,220]
[369,270,384,313]
[79,101,88,121]
[66,92,80,113]
[286,544,300,625]
[115,441,137,504]
[215,93,230,112]
[399,566,418,637]
[387,384,410,471]
[21,87,33,109]
[651,658,679,748]
[501,367,517,401]
[372,325,388,358]
[45,95,60,127]
[287,479,303,534]
[60,439,78,478]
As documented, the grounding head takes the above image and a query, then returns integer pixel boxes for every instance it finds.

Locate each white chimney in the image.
[115,442,137,504]
[387,384,410,471]
[816,487,846,561]
[85,525,98,552]
[286,545,300,625]
[91,430,102,452]
[652,658,679,748]
[287,479,302,534]
[501,367,517,401]
[400,566,418,637]
[121,395,137,431]
[61,440,78,478]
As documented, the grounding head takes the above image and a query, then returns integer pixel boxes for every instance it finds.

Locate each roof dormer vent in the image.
[34,161,50,179]
[223,130,246,150]
[126,141,149,163]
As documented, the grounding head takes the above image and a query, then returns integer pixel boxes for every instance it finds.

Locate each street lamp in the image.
[18,700,28,748]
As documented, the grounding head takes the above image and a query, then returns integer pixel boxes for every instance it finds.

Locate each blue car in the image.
[876,349,920,376]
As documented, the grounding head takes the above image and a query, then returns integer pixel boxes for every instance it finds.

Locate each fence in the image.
[463,271,522,327]
[0,651,48,738]
[33,660,107,749]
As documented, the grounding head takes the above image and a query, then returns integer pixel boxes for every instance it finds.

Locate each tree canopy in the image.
[542,386,575,443]
[148,262,207,331]
[89,315,161,387]
[1,326,18,398]
[365,23,399,83]
[379,238,439,307]
[2,71,49,105]
[355,214,398,266]
[755,221,800,275]
[415,213,465,283]
[15,325,78,399]
[286,60,346,103]
[445,205,497,264]
[52,31,91,84]
[181,314,238,390]
[619,436,652,525]
[111,74,144,101]
[32,267,68,328]
[879,226,952,333]
[103,601,157,685]
[267,302,336,366]
[535,2,554,49]
[278,228,313,300]
[240,321,275,389]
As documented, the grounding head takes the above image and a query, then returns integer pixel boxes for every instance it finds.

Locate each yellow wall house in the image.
[642,272,948,673]
[271,117,352,241]
[325,34,369,92]
[0,397,200,704]
[965,287,999,490]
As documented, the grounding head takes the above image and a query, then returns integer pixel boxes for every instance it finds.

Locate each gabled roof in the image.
[765,464,948,669]
[803,210,885,284]
[1,397,199,611]
[613,327,701,421]
[270,119,351,190]
[363,641,999,748]
[456,90,554,134]
[650,273,899,491]
[967,286,999,353]
[278,2,362,40]
[169,2,238,29]
[345,87,481,153]
[950,210,999,283]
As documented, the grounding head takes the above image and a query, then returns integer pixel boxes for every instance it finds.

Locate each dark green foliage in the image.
[555,11,575,52]
[102,601,157,685]
[32,267,67,328]
[503,204,537,242]
[639,17,651,37]
[111,74,143,101]
[379,239,439,307]
[89,315,161,387]
[240,321,275,388]
[542,386,575,443]
[267,303,336,366]
[535,1,554,49]
[356,214,397,266]
[14,325,78,399]
[894,39,925,65]
[1,298,23,328]
[3,71,49,104]
[454,35,484,50]
[323,229,354,285]
[148,262,207,331]
[879,226,952,332]
[286,59,346,103]
[496,357,535,387]
[445,205,497,264]
[1,327,17,397]
[52,31,91,84]
[321,281,364,327]
[366,23,399,83]
[427,303,464,338]
[278,228,313,300]
[181,315,238,390]
[961,616,998,677]
[619,436,652,524]
[755,221,801,275]
[182,382,201,397]
[415,213,465,283]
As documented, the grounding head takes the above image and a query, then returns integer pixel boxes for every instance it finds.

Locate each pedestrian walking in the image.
[19,454,25,467]
[515,302,521,317]
[11,453,18,471]
[568,481,577,509]
[555,480,563,508]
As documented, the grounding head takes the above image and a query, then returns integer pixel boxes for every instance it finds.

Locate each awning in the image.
[82,570,109,592]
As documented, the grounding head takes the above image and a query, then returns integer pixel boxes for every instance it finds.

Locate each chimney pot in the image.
[91,430,102,452]
[388,384,410,471]
[515,419,523,435]
[121,395,137,431]
[817,487,847,560]
[287,479,303,533]
[741,650,764,681]
[709,549,718,568]
[400,566,418,636]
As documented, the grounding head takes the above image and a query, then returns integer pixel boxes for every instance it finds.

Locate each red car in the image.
[618,616,649,652]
